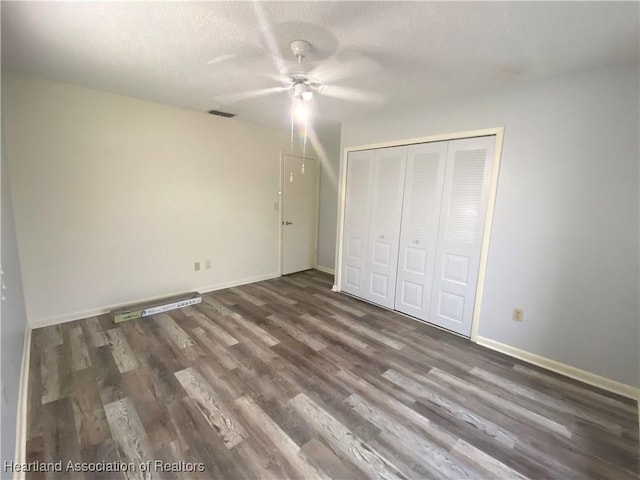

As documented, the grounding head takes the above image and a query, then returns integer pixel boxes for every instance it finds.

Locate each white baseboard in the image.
[198,272,280,295]
[13,326,31,480]
[476,336,640,401]
[316,265,335,275]
[30,305,112,329]
[29,272,281,329]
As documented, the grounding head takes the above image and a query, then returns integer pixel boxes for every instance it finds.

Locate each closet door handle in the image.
[412,240,420,245]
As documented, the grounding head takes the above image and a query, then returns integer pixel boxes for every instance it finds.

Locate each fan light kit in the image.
[293,83,313,101]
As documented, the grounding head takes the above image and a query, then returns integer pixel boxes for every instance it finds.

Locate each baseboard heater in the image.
[111,292,202,324]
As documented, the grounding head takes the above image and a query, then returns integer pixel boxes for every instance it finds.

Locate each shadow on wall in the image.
[1,129,29,467]
[309,124,341,271]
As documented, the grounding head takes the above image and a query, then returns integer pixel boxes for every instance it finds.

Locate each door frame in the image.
[333,127,505,342]
[279,152,321,275]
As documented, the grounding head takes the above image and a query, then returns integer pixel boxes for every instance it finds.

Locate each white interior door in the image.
[365,146,407,308]
[395,141,448,320]
[282,154,319,275]
[429,136,494,336]
[341,150,374,298]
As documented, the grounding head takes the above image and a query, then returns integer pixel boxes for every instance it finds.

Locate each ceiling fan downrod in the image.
[290,40,310,64]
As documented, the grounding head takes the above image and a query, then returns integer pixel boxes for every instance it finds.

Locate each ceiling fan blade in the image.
[319,85,384,104]
[260,72,295,86]
[214,86,289,105]
[206,54,239,65]
[251,1,286,73]
[309,55,379,84]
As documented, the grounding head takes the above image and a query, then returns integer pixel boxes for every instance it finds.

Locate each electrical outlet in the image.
[512,308,523,322]
[205,260,212,270]
[194,261,201,272]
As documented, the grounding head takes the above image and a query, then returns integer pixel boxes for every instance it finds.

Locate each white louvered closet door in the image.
[394,142,448,320]
[341,150,375,298]
[365,146,407,308]
[429,136,494,336]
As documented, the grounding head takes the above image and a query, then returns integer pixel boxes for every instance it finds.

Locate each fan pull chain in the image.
[301,115,308,174]
[290,104,294,155]
[289,103,295,183]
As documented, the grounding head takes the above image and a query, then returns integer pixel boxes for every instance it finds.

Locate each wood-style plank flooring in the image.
[26,270,639,479]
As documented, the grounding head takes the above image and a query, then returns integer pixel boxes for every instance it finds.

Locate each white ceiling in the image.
[2,1,639,129]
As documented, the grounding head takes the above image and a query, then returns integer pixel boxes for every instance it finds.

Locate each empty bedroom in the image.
[1,1,639,479]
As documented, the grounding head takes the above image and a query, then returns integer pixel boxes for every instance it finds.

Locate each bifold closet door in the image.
[394,142,448,320]
[429,136,494,336]
[341,149,374,299]
[364,146,407,308]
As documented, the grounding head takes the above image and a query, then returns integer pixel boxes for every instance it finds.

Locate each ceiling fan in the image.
[212,39,383,107]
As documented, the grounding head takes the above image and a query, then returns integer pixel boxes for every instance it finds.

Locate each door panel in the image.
[372,240,392,265]
[365,146,407,308]
[429,136,494,336]
[346,237,362,258]
[341,150,374,298]
[401,281,423,309]
[394,142,448,320]
[282,155,319,275]
[370,273,389,298]
[437,291,466,322]
[344,265,361,289]
[442,253,470,284]
[405,247,427,273]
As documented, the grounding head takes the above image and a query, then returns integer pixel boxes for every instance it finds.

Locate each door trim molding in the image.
[471,128,504,342]
[334,127,505,341]
[13,326,31,480]
[278,151,284,277]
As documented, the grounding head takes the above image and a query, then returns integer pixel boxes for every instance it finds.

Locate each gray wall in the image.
[340,63,640,387]
[1,123,28,469]
[313,125,341,271]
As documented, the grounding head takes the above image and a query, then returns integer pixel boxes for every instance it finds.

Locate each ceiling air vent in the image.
[208,109,236,118]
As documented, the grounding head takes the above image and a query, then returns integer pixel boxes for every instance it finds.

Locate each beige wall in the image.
[2,74,290,326]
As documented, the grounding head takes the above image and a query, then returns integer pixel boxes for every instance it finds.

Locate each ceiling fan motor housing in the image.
[290,40,311,59]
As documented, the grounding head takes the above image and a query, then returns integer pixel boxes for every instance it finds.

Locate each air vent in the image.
[208,109,236,118]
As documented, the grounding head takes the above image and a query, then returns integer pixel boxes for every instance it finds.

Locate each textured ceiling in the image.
[2,1,639,129]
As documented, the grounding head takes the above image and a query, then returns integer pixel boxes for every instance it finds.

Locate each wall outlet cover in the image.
[513,308,524,321]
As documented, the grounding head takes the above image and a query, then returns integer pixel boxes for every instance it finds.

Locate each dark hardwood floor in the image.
[25,270,639,479]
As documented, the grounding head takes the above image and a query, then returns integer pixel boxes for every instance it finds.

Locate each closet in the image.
[341,135,495,337]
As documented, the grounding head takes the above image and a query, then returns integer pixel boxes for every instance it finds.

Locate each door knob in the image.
[283,221,293,225]
[412,240,420,245]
